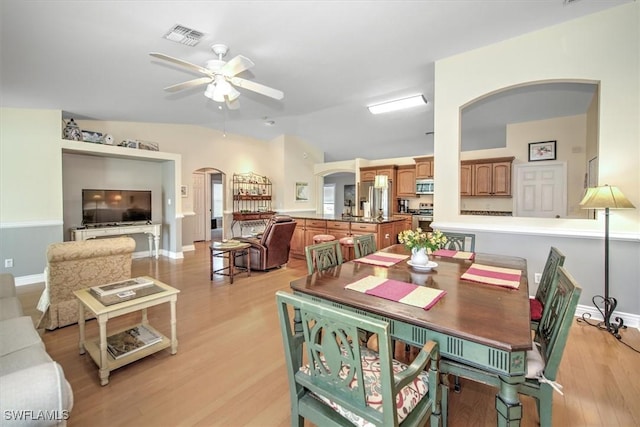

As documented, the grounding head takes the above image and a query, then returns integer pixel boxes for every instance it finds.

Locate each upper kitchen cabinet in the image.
[460,163,473,196]
[360,165,397,182]
[461,157,514,197]
[414,156,434,179]
[396,165,416,198]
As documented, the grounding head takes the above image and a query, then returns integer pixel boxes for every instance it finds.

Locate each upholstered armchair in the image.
[235,215,296,271]
[37,237,135,330]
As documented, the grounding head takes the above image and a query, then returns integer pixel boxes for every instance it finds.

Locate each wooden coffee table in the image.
[210,240,251,284]
[73,277,179,386]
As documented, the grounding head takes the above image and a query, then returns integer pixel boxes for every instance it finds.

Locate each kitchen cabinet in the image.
[460,163,473,196]
[290,219,328,258]
[360,165,397,182]
[414,156,434,179]
[396,165,416,198]
[393,214,413,243]
[290,217,406,259]
[461,157,514,197]
[289,221,305,258]
[326,221,351,242]
[378,222,395,249]
[304,219,329,248]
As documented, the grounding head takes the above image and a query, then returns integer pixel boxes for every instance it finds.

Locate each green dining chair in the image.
[530,247,565,331]
[440,266,581,426]
[353,233,377,258]
[304,240,343,275]
[441,232,475,252]
[275,291,445,427]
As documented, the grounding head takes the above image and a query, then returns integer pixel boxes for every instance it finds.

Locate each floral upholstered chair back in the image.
[37,237,136,329]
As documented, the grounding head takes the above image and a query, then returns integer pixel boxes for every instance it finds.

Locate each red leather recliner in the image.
[235,215,297,271]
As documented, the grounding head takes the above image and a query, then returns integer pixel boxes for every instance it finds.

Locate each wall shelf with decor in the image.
[231,172,274,236]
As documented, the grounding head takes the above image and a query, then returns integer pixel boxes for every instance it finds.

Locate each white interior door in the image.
[192,173,205,241]
[514,162,567,218]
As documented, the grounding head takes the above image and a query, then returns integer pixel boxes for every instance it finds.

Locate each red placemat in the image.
[461,263,521,289]
[345,275,446,310]
[432,249,475,260]
[353,252,409,267]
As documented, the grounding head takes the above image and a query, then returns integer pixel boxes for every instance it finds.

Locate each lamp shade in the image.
[579,185,635,210]
[374,175,389,189]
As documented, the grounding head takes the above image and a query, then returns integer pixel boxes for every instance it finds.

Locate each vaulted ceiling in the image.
[0,1,629,161]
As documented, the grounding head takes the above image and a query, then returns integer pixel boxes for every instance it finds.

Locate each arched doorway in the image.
[192,168,226,242]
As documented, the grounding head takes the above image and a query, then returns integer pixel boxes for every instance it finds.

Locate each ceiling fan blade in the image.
[229,76,284,100]
[221,55,255,77]
[164,76,212,92]
[149,52,211,76]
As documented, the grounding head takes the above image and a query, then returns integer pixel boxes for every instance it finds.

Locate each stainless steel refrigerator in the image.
[361,180,392,219]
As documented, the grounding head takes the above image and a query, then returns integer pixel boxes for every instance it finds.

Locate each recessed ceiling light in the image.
[367,95,428,114]
[163,24,205,46]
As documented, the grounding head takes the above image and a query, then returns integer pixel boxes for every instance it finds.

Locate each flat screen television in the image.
[82,189,152,225]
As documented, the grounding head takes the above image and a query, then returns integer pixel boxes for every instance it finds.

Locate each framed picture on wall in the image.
[180,185,188,198]
[528,140,556,161]
[295,182,309,202]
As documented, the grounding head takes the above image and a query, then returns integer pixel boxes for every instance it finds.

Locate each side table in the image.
[73,277,179,386]
[210,240,251,284]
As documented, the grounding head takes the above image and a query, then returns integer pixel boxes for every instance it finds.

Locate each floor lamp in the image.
[579,184,635,339]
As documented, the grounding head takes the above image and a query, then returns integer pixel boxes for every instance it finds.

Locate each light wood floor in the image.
[18,242,640,426]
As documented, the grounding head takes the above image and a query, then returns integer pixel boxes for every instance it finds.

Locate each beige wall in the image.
[435,3,639,234]
[0,108,63,223]
[509,114,587,217]
[433,3,639,319]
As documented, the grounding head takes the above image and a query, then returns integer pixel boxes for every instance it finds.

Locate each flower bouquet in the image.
[398,228,447,252]
[398,228,447,266]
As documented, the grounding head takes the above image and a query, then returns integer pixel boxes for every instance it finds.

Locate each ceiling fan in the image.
[149,44,284,109]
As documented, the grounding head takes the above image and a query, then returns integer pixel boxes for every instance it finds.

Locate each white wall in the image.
[434,3,640,319]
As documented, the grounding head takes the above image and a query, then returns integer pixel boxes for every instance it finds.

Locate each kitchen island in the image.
[283,213,409,259]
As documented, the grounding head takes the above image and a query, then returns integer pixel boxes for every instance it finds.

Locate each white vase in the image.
[411,247,429,266]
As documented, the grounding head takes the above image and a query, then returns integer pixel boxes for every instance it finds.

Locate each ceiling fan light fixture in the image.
[227,86,241,101]
[204,83,216,100]
[368,94,428,114]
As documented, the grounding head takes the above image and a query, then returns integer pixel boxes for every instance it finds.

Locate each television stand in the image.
[70,223,161,259]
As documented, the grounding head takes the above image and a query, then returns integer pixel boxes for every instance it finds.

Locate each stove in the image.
[412,203,433,230]
[415,202,434,218]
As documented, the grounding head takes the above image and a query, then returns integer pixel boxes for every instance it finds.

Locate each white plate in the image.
[407,260,438,271]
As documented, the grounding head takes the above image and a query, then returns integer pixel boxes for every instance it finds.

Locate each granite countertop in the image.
[460,210,513,216]
[279,212,404,224]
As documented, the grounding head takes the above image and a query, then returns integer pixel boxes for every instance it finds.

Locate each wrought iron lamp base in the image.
[578,295,626,339]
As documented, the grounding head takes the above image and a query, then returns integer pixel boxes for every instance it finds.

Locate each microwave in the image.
[416,179,434,194]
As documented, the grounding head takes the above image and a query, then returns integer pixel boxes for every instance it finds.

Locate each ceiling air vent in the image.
[163,25,205,46]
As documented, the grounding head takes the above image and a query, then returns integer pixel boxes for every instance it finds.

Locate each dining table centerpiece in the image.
[398,228,447,266]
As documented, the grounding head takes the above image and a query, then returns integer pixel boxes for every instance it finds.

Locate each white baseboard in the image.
[575,303,640,330]
[182,244,195,252]
[14,273,45,287]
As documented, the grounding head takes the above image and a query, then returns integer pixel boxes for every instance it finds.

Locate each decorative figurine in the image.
[63,118,83,141]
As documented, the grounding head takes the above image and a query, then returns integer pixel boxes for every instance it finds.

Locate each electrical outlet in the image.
[4,259,13,268]
[534,273,542,284]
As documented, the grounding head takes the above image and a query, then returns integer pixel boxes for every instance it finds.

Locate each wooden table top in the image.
[290,244,532,352]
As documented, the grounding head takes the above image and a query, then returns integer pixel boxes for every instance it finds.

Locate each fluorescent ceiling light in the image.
[368,95,427,114]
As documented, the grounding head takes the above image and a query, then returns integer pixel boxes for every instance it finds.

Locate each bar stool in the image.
[312,234,335,244]
[338,236,355,261]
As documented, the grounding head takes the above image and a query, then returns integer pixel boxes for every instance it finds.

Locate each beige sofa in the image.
[37,237,135,330]
[0,273,73,426]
